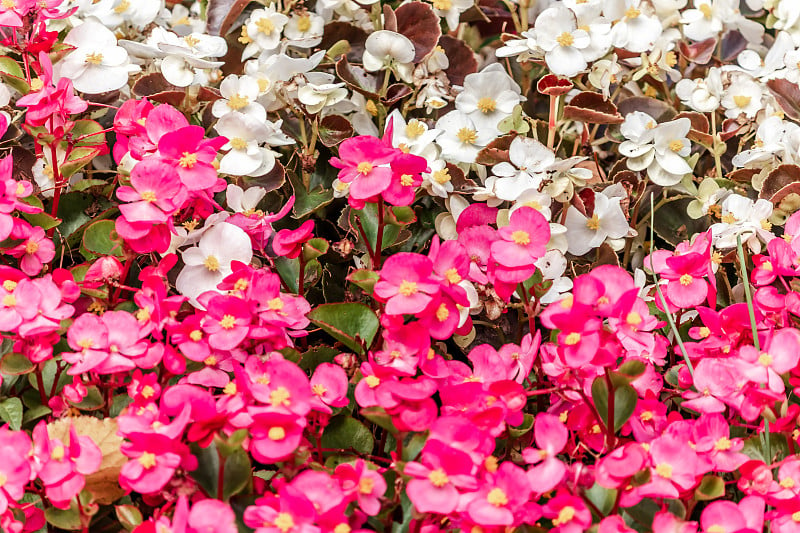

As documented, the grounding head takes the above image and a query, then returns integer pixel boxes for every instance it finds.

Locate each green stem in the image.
[710,112,723,180]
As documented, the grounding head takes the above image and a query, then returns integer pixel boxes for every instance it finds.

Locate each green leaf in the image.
[346,269,380,294]
[70,386,104,411]
[308,303,379,354]
[115,505,143,531]
[591,376,637,432]
[0,397,22,430]
[322,416,374,454]
[0,353,34,375]
[45,503,82,530]
[22,210,61,231]
[190,442,221,498]
[303,237,329,261]
[60,146,103,179]
[298,345,340,372]
[584,483,617,516]
[349,204,401,252]
[71,178,107,192]
[508,413,535,438]
[361,406,398,435]
[288,170,334,218]
[0,56,29,94]
[70,119,106,147]
[223,448,252,500]
[694,474,725,501]
[22,405,52,425]
[82,219,124,258]
[273,256,300,294]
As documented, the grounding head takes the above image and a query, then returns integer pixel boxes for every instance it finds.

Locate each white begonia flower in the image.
[434,110,496,164]
[535,250,573,304]
[588,55,623,99]
[165,3,205,35]
[609,0,664,53]
[214,113,271,176]
[431,0,474,31]
[226,184,267,214]
[283,12,324,48]
[710,194,775,252]
[297,75,348,114]
[732,116,795,169]
[495,30,539,60]
[243,7,289,58]
[620,113,692,187]
[720,74,763,119]
[680,0,724,41]
[176,221,254,306]
[362,30,416,82]
[564,190,630,256]
[533,6,591,78]
[675,67,723,112]
[687,178,731,219]
[455,64,524,134]
[212,75,267,122]
[773,0,800,46]
[385,110,441,157]
[566,1,613,63]
[511,189,553,219]
[55,19,138,94]
[422,159,454,199]
[108,0,162,29]
[489,137,555,202]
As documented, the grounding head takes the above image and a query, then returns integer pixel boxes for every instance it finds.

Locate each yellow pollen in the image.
[553,506,576,526]
[714,437,732,451]
[84,52,104,65]
[0,473,6,487]
[255,17,275,35]
[706,526,726,533]
[334,524,351,533]
[227,94,250,111]
[183,219,199,231]
[140,191,157,203]
[525,200,542,210]
[230,137,248,150]
[457,127,478,144]
[435,303,450,322]
[646,121,657,130]
[564,332,581,345]
[189,330,203,342]
[444,268,462,284]
[400,174,415,186]
[487,488,508,507]
[586,213,600,230]
[365,375,380,388]
[257,78,270,92]
[50,445,65,461]
[25,241,39,254]
[711,251,723,264]
[782,477,796,488]
[761,219,773,231]
[179,152,198,168]
[357,162,373,175]
[406,121,426,138]
[556,32,574,47]
[665,51,678,67]
[762,260,774,272]
[139,385,155,399]
[398,143,411,153]
[1,0,15,9]
[477,97,497,113]
[758,353,773,366]
[640,410,653,421]
[234,279,249,291]
[273,513,294,533]
[432,0,452,10]
[204,255,220,272]
[239,25,253,44]
[138,452,157,469]
[597,296,610,305]
[793,511,800,522]
[679,274,693,286]
[484,456,498,473]
[113,0,130,13]
[626,311,642,326]
[511,230,530,245]
[183,35,200,47]
[669,140,684,152]
[721,213,737,224]
[219,314,236,329]
[591,424,602,434]
[296,14,311,32]
[78,339,94,349]
[365,100,378,117]
[655,463,673,479]
[136,308,151,322]
[359,477,375,494]
[267,297,284,311]
[625,6,641,18]
[269,386,291,407]
[398,280,418,296]
[268,427,286,440]
[699,3,713,18]
[312,383,327,396]
[224,382,238,395]
[560,294,574,309]
[429,469,449,487]
[733,95,752,108]
[432,168,451,184]
[2,294,15,307]
[204,356,217,366]
[698,327,711,338]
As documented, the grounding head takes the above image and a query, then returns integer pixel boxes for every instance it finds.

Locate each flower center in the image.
[655,463,673,478]
[311,383,327,396]
[141,191,157,202]
[268,297,284,311]
[113,0,130,13]
[758,352,773,366]
[50,445,65,461]
[733,95,751,108]
[457,127,478,145]
[487,488,508,507]
[699,3,713,19]
[625,6,640,18]
[400,174,414,186]
[30,78,43,91]
[365,375,380,388]
[296,14,311,32]
[435,303,450,322]
[706,526,725,533]
[220,314,236,329]
[357,162,373,175]
[204,255,220,272]
[398,280,418,296]
[586,213,600,230]
[227,94,250,110]
[179,152,198,168]
[626,311,642,326]
[230,137,248,150]
[1,0,15,8]
[406,121,425,138]
[665,51,678,67]
[511,230,530,245]
[793,511,800,522]
[553,506,576,526]
[85,52,104,65]
[3,280,16,292]
[268,427,286,440]
[428,469,449,487]
[679,274,693,286]
[359,477,374,494]
[564,332,581,345]
[444,268,461,284]
[189,330,203,341]
[256,17,275,35]
[761,219,773,231]
[640,410,653,421]
[669,140,684,152]
[433,0,452,10]
[432,168,451,184]
[270,386,291,407]
[4,294,18,307]
[141,385,155,399]
[138,452,157,469]
[556,32,574,47]
[714,437,732,451]
[25,241,39,254]
[477,97,497,113]
[273,513,294,533]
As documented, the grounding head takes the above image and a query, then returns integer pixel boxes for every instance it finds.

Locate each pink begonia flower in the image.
[334,460,386,516]
[330,135,398,203]
[272,220,314,259]
[120,433,190,495]
[0,426,32,514]
[741,328,800,394]
[464,462,533,526]
[84,255,124,283]
[637,435,700,499]
[32,422,102,509]
[543,491,593,533]
[310,363,349,413]
[133,496,238,533]
[112,99,154,163]
[117,158,187,223]
[14,275,74,338]
[522,413,568,495]
[6,225,54,275]
[700,497,764,533]
[374,253,440,315]
[490,206,550,269]
[372,320,429,376]
[692,413,748,473]
[244,486,319,533]
[405,440,478,515]
[156,125,227,191]
[17,77,88,130]
[598,515,636,533]
[248,411,306,463]
[244,356,312,416]
[62,311,147,375]
[200,293,252,351]
[382,151,428,206]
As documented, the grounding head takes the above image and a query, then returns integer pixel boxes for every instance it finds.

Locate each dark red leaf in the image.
[759,164,800,202]
[679,37,717,65]
[395,2,442,63]
[320,22,368,63]
[439,35,477,87]
[206,0,251,36]
[318,115,354,147]
[537,74,573,96]
[563,92,623,124]
[767,78,800,121]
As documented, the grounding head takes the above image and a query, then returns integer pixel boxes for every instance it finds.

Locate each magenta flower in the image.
[330,135,398,202]
[374,253,440,315]
[120,433,186,495]
[272,220,315,259]
[201,294,252,351]
[490,206,550,269]
[244,486,319,533]
[249,411,306,463]
[117,158,187,223]
[7,225,54,275]
[310,363,349,413]
[464,462,533,526]
[522,413,568,495]
[543,492,593,533]
[334,460,386,516]
[0,426,32,514]
[156,125,226,191]
[405,440,477,515]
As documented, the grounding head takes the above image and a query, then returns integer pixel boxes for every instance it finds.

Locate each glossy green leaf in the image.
[321,416,374,454]
[591,376,637,432]
[308,303,379,354]
[0,397,23,430]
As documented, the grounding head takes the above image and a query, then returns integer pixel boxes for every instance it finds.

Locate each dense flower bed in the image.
[0,0,799,531]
